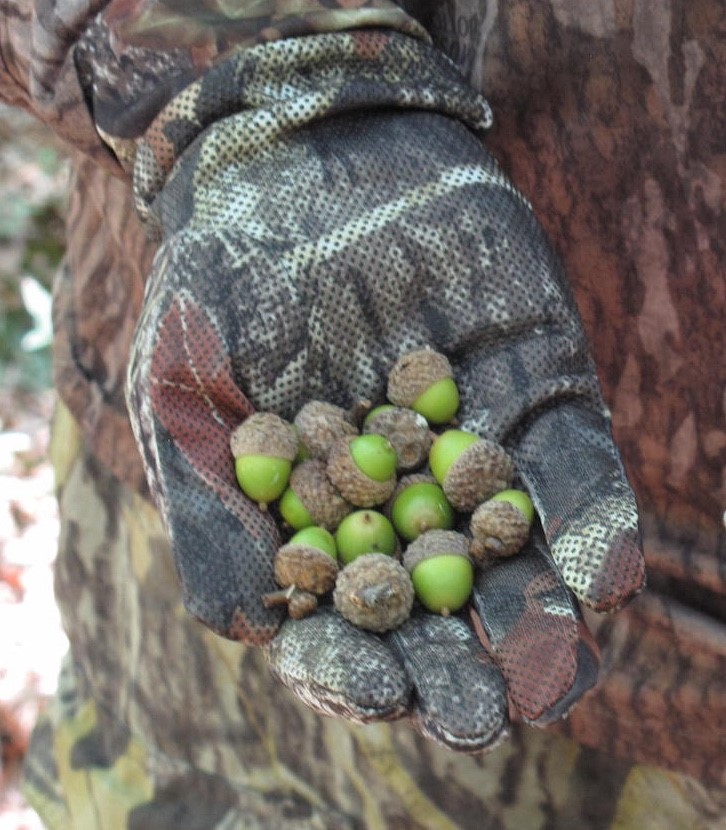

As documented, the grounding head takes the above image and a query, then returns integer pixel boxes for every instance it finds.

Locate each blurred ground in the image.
[0,105,69,828]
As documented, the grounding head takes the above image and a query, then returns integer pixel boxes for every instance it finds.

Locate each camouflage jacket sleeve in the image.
[0,0,430,175]
[0,0,119,171]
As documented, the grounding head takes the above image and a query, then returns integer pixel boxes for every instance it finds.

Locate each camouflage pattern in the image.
[0,0,121,174]
[52,153,155,495]
[21,404,726,828]
[0,0,426,174]
[76,0,429,170]
[117,28,629,761]
[130,30,492,231]
[0,0,720,825]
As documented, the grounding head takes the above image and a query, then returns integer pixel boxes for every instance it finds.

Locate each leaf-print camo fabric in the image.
[22,403,725,829]
[0,0,722,826]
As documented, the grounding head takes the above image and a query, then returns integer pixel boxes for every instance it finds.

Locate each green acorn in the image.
[230,413,298,508]
[403,530,474,616]
[388,474,454,542]
[387,348,460,425]
[335,509,398,565]
[429,430,514,512]
[327,434,398,507]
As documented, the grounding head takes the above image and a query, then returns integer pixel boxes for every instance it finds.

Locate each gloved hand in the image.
[127,33,644,751]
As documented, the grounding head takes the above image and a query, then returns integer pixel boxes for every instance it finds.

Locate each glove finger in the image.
[265,608,412,722]
[129,291,282,643]
[512,402,645,611]
[387,612,509,752]
[470,531,600,725]
[401,160,644,612]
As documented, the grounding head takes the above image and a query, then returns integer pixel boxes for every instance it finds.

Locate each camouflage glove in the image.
[127,33,644,750]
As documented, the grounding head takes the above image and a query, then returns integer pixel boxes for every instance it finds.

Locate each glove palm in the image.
[128,106,643,750]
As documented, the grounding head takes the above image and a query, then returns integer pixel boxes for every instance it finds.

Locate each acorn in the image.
[429,430,514,512]
[273,527,339,596]
[388,474,454,542]
[230,413,299,508]
[363,405,433,472]
[294,401,357,460]
[335,509,398,565]
[387,348,460,425]
[333,553,415,632]
[403,530,474,616]
[327,434,398,507]
[469,490,535,564]
[278,459,352,531]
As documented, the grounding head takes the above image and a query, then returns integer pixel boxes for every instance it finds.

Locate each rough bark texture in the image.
[427,0,725,783]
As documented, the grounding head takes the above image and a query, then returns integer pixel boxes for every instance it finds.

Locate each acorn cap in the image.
[470,499,531,563]
[443,439,514,512]
[230,412,298,461]
[333,553,414,633]
[294,401,357,460]
[327,436,397,507]
[383,472,438,520]
[287,590,319,620]
[387,349,453,408]
[403,530,471,574]
[289,459,352,531]
[274,543,339,595]
[363,406,433,471]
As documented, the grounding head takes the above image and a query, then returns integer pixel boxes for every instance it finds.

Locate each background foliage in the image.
[0,104,68,394]
[0,104,68,827]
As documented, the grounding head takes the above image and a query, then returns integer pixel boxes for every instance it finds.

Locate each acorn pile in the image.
[230,349,535,633]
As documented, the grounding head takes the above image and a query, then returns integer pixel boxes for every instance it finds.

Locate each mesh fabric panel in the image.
[127,32,643,727]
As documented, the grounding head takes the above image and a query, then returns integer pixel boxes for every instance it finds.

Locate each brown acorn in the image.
[387,349,453,406]
[294,401,357,460]
[443,440,514,512]
[469,493,533,564]
[273,532,339,596]
[333,553,414,633]
[283,460,352,531]
[363,406,433,471]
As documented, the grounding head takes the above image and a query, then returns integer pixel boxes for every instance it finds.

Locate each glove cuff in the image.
[132,29,493,236]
